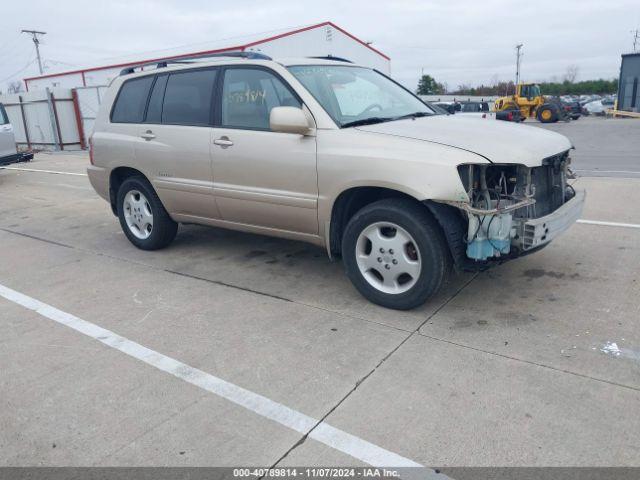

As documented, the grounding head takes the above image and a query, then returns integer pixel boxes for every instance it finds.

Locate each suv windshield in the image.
[287,65,434,127]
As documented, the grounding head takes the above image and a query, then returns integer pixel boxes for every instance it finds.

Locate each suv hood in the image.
[356,115,572,167]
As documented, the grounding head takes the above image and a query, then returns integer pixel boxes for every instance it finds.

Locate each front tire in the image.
[341,198,451,310]
[117,176,178,250]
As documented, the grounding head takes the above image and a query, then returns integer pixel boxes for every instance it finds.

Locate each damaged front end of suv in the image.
[430,151,585,271]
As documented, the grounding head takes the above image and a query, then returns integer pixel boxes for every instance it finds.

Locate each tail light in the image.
[88,136,94,165]
[507,112,513,121]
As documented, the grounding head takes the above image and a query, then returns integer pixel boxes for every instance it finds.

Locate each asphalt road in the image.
[535,116,640,177]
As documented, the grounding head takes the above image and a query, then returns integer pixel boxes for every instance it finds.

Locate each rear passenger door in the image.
[133,68,220,219]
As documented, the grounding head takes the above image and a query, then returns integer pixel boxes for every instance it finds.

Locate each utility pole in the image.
[515,43,523,86]
[21,29,46,75]
[632,29,639,52]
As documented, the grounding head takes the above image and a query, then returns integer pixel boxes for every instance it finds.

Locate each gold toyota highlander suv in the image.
[88,53,585,310]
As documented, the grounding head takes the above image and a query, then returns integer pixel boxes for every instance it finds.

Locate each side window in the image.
[221,68,301,130]
[145,75,168,124]
[162,69,217,126]
[111,76,154,123]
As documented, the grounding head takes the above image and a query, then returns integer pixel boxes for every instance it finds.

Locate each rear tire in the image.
[117,176,178,250]
[341,198,451,310]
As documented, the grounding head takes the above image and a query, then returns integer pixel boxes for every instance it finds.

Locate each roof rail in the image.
[119,51,272,76]
[207,51,272,61]
[308,55,354,63]
[119,60,193,76]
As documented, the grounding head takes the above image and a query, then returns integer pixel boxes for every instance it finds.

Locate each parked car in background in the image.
[495,106,522,122]
[583,100,606,116]
[457,101,494,119]
[457,101,521,122]
[0,104,33,166]
[432,102,457,114]
[557,97,581,120]
[88,55,585,310]
[601,96,615,110]
[579,94,601,106]
[0,103,17,164]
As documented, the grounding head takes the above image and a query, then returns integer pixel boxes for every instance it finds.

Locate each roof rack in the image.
[209,51,272,61]
[119,51,272,76]
[308,55,353,63]
[119,60,193,76]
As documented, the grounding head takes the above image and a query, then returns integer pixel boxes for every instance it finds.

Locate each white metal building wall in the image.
[24,23,391,91]
[246,25,390,73]
[0,88,90,151]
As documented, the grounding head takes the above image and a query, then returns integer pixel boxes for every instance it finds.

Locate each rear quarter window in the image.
[111,76,155,123]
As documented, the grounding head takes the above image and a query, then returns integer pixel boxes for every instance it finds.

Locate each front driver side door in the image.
[211,66,318,235]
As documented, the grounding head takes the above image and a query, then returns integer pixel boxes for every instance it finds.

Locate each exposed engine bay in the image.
[449,151,578,262]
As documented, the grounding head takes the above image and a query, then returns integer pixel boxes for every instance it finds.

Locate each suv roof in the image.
[118,55,365,80]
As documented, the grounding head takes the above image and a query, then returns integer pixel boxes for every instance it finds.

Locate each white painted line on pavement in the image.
[7,167,638,232]
[0,166,87,176]
[577,219,640,229]
[0,282,435,473]
[574,169,640,175]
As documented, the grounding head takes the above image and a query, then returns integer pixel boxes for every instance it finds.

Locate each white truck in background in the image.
[456,101,496,119]
[0,103,32,166]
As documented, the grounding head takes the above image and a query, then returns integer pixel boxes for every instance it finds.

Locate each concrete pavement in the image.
[1,124,639,468]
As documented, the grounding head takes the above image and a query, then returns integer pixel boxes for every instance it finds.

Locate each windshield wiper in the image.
[341,112,432,128]
[393,111,432,120]
[341,117,394,128]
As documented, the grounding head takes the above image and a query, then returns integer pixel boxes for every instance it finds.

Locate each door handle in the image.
[140,130,156,141]
[213,136,233,148]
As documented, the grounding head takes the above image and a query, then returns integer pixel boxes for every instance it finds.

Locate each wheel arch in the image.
[327,186,470,272]
[328,186,460,258]
[109,166,150,216]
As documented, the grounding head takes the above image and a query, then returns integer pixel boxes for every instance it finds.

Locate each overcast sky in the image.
[1,0,639,92]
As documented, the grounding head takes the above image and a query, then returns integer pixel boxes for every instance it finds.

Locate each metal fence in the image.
[0,85,106,152]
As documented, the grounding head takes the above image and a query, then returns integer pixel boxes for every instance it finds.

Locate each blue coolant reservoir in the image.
[466,238,511,261]
[466,212,513,261]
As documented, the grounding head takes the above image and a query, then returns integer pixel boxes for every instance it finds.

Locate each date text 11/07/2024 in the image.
[232,468,402,478]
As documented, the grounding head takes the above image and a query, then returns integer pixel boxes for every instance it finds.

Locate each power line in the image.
[0,33,23,53]
[21,29,46,75]
[0,57,37,84]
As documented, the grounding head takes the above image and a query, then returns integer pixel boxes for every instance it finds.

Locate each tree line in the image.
[417,75,618,96]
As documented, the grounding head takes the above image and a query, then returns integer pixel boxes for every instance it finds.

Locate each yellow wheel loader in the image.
[494,83,567,123]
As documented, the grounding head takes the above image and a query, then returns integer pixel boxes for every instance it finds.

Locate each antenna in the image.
[21,29,46,75]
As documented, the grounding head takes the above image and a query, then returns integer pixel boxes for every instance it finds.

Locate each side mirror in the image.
[270,107,311,135]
